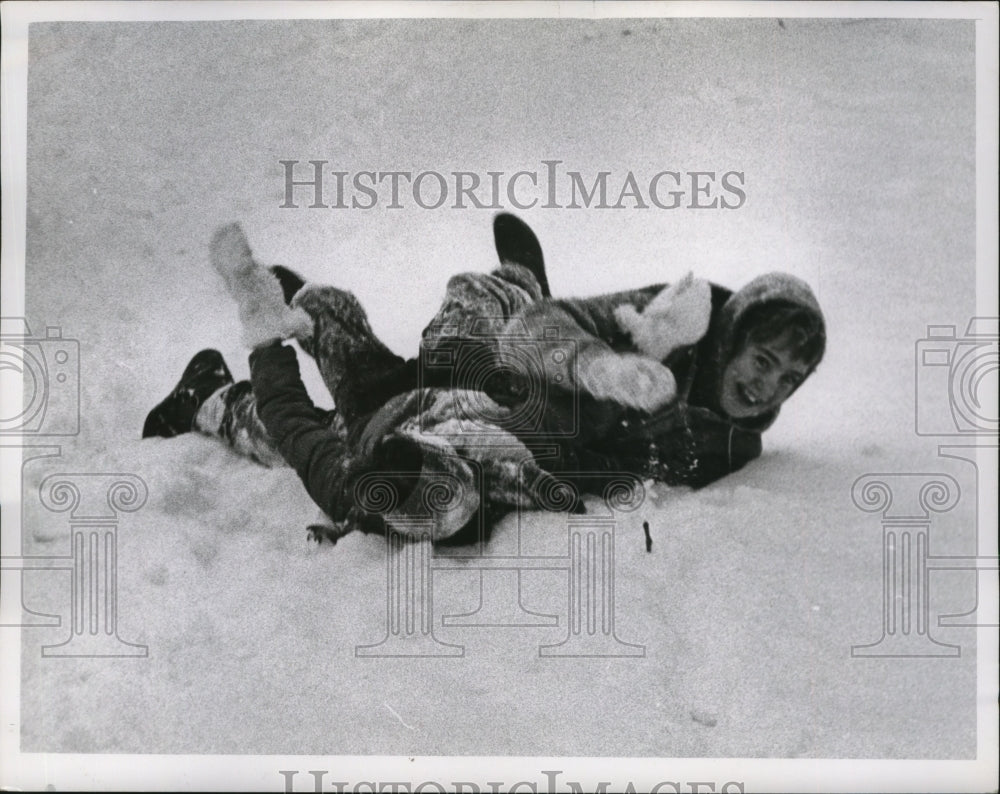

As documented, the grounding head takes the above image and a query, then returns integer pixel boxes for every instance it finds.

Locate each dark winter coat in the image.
[506,271,825,489]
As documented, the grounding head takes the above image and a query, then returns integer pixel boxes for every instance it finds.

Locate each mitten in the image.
[574,347,677,413]
[209,222,313,349]
[614,271,712,362]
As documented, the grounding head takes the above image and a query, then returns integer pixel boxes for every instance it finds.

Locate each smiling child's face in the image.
[719,330,811,419]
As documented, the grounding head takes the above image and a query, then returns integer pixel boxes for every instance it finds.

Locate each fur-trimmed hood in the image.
[687,271,826,431]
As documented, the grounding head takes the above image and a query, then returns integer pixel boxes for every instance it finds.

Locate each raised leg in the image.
[420,265,545,356]
[292,284,415,432]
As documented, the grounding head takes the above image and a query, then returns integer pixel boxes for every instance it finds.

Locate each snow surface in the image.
[12,17,984,758]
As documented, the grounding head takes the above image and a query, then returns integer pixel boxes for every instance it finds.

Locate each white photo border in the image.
[1,2,997,792]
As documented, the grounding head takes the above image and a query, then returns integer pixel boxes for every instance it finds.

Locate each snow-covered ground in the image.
[6,14,991,769]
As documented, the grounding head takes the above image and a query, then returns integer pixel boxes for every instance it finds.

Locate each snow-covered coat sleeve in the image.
[510,287,682,415]
[555,401,761,489]
[650,405,763,488]
[249,341,356,522]
[478,286,688,486]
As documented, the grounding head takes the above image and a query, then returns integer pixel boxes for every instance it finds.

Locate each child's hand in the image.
[614,271,712,361]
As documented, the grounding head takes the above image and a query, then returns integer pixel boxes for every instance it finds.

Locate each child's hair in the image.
[733,300,826,368]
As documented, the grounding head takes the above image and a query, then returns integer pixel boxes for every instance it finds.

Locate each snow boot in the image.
[493,212,550,298]
[142,349,234,438]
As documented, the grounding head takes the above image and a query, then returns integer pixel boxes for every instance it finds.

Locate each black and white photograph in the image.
[1,2,997,791]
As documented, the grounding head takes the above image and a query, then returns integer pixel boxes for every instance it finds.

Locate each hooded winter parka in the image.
[501,271,825,489]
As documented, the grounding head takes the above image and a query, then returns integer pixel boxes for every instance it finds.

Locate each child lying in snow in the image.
[143,215,825,543]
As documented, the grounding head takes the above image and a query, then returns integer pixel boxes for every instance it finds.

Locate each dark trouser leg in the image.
[291,285,416,434]
[192,265,543,469]
[420,264,544,354]
[194,380,345,468]
[191,284,405,465]
[287,265,544,429]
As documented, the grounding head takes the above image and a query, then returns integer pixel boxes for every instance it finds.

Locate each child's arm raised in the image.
[249,341,357,523]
